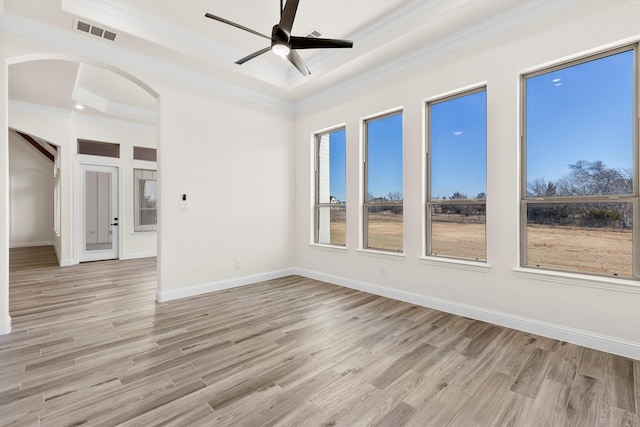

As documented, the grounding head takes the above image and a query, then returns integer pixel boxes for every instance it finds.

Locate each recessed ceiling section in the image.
[9,60,157,125]
[60,0,292,87]
[58,0,424,88]
[4,0,581,105]
[74,63,156,109]
[9,60,80,111]
[72,63,157,124]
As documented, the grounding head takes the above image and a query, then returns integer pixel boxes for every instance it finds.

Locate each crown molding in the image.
[9,99,157,131]
[72,85,107,112]
[2,0,594,112]
[0,12,294,112]
[71,85,157,124]
[104,99,156,122]
[296,0,579,111]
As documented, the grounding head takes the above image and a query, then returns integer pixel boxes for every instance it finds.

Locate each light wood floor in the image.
[1,246,638,426]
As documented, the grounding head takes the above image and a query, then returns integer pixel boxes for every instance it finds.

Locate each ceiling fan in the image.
[205,0,353,76]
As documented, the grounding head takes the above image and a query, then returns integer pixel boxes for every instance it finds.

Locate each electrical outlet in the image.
[234,261,240,270]
[381,266,387,277]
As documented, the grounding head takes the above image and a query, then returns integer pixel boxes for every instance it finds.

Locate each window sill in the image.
[419,256,491,273]
[357,249,405,260]
[309,243,348,251]
[513,267,640,294]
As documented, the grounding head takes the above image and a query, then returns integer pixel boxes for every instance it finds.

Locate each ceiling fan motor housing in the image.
[273,24,290,43]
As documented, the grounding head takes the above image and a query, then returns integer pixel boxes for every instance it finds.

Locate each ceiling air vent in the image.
[75,19,117,42]
[305,29,323,38]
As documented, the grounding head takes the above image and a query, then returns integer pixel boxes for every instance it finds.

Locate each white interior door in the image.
[79,164,119,262]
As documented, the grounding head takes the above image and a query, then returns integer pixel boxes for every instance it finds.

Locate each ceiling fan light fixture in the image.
[271,42,291,57]
[205,0,353,75]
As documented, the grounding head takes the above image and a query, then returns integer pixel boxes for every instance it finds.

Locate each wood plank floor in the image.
[1,246,638,426]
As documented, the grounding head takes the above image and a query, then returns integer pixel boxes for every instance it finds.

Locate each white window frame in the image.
[363,109,404,253]
[520,44,639,280]
[314,126,347,246]
[426,86,487,262]
[134,168,157,232]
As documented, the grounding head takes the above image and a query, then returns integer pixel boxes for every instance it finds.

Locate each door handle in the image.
[110,223,118,226]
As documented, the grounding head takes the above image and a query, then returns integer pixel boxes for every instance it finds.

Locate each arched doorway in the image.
[1,55,160,335]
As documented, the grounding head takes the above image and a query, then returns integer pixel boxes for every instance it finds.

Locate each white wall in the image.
[8,129,54,247]
[156,84,294,300]
[293,1,640,358]
[0,41,11,335]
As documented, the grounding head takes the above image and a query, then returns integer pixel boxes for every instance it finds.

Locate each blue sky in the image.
[327,49,633,203]
[526,50,633,183]
[328,128,346,202]
[367,112,403,200]
[430,90,487,199]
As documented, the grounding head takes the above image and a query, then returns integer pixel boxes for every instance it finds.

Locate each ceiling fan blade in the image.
[279,0,299,35]
[235,46,272,65]
[205,13,271,40]
[290,36,353,50]
[287,50,310,76]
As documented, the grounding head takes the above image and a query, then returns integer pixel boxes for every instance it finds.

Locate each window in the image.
[133,146,157,162]
[427,88,487,261]
[522,46,637,279]
[77,139,120,158]
[134,169,157,232]
[364,111,403,252]
[314,127,346,246]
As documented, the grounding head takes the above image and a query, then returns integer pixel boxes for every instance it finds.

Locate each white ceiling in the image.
[3,0,575,122]
[9,60,157,124]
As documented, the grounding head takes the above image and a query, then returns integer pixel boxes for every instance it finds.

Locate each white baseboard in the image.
[121,251,157,260]
[9,241,53,249]
[0,315,12,335]
[294,268,640,361]
[156,268,296,302]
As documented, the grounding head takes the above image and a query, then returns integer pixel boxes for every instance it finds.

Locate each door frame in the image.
[76,157,121,263]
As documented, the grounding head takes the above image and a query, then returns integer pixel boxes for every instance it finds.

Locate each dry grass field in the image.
[366,213,403,252]
[431,222,485,260]
[329,213,633,277]
[326,209,346,246]
[527,224,632,278]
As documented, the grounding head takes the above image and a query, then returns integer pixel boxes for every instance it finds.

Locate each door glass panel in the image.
[85,171,113,251]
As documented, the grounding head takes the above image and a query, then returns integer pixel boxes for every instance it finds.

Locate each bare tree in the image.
[527,160,632,229]
[386,191,403,201]
[556,160,631,196]
[449,192,468,200]
[527,179,557,197]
